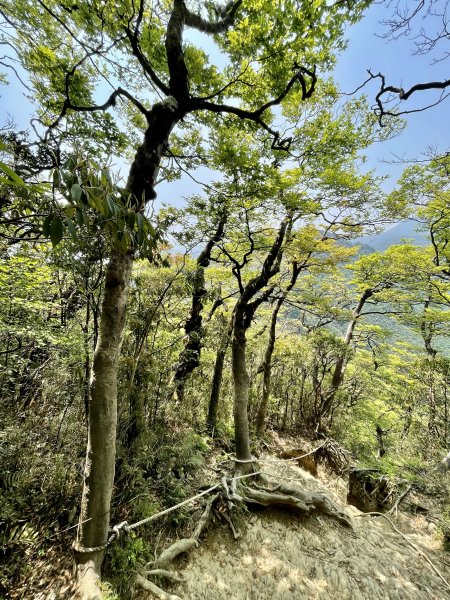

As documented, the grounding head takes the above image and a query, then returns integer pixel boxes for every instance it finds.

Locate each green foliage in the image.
[44,154,165,258]
[1,0,450,594]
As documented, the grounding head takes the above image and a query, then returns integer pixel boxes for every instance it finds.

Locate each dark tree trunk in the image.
[319,288,373,421]
[376,424,387,458]
[173,212,227,402]
[255,301,280,435]
[232,307,253,472]
[207,316,232,432]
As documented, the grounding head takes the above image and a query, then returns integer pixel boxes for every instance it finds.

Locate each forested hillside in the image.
[1,1,450,599]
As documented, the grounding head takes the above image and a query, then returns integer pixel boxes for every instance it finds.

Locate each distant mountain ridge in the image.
[355,220,429,252]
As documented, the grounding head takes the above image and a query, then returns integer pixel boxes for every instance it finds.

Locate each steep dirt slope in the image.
[174,458,450,600]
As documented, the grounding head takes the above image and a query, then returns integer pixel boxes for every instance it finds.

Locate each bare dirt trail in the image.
[173,457,450,600]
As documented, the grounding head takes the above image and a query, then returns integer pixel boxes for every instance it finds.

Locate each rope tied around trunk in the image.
[72,540,109,554]
[105,472,261,545]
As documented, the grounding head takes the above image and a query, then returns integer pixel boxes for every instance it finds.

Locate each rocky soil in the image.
[173,455,450,600]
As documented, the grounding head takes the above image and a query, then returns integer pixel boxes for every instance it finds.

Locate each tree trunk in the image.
[232,308,253,474]
[376,424,387,458]
[172,213,227,403]
[231,213,291,473]
[255,251,301,436]
[320,288,373,420]
[255,301,280,435]
[74,95,182,597]
[207,316,232,432]
[74,250,133,595]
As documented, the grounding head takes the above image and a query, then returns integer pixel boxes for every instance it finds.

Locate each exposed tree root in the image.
[215,508,240,540]
[154,538,198,569]
[134,473,352,598]
[387,484,413,517]
[134,493,220,597]
[144,569,187,583]
[135,574,182,600]
[243,476,352,527]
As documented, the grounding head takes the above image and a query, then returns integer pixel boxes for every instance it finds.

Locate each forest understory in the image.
[2,1,450,599]
[3,431,450,600]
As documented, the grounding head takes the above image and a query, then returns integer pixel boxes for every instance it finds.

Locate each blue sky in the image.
[334,2,449,183]
[0,2,448,206]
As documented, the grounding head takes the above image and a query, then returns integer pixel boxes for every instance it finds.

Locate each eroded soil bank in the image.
[173,457,450,600]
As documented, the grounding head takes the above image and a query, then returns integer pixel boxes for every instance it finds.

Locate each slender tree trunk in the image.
[255,301,281,435]
[232,308,253,474]
[255,251,302,436]
[376,424,386,458]
[82,298,91,422]
[74,96,182,597]
[320,288,373,420]
[172,212,227,402]
[231,213,291,473]
[207,316,232,432]
[74,250,133,593]
[127,329,152,448]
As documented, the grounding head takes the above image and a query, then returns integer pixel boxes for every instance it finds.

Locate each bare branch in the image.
[184,0,243,34]
[189,66,316,150]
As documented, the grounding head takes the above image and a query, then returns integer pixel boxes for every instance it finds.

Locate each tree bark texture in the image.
[75,250,133,583]
[75,100,182,596]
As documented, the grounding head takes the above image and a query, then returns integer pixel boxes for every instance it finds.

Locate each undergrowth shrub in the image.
[105,427,212,595]
[0,407,83,595]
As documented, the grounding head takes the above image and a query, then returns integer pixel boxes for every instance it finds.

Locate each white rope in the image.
[107,471,262,544]
[73,540,109,554]
[81,444,328,550]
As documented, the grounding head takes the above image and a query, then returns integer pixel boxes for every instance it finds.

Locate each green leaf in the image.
[42,214,53,237]
[65,217,77,240]
[64,205,76,218]
[101,167,112,187]
[49,215,64,246]
[71,183,83,202]
[0,162,26,187]
[64,156,77,171]
[52,169,61,187]
[75,207,85,225]
[106,194,117,217]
